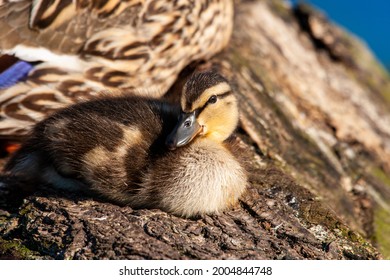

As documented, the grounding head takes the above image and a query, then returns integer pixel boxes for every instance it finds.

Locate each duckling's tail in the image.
[0,174,36,211]
[0,147,45,211]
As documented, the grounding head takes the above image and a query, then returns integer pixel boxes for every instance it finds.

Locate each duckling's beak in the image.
[166,111,202,150]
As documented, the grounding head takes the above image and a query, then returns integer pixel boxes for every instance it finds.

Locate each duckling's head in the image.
[166,71,239,149]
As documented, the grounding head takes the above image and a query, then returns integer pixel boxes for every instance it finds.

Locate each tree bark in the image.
[1,0,389,259]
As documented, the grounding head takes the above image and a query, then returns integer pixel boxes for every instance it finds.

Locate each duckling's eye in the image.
[208,95,217,104]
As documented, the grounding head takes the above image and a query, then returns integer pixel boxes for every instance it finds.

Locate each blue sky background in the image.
[291,0,390,71]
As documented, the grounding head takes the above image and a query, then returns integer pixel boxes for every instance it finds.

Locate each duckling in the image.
[0,0,234,138]
[2,71,247,217]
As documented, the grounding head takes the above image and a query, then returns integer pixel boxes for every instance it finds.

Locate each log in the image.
[1,0,389,259]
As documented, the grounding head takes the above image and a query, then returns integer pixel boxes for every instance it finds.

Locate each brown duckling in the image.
[2,71,247,217]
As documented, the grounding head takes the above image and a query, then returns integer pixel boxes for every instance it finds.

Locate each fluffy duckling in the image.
[3,72,247,217]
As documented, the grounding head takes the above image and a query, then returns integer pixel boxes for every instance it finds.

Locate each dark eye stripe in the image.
[194,90,233,117]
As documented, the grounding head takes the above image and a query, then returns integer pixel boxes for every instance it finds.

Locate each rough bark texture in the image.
[1,0,389,259]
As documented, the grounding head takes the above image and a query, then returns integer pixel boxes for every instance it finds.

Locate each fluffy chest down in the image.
[139,139,247,218]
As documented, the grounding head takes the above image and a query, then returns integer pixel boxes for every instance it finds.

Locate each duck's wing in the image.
[0,0,233,138]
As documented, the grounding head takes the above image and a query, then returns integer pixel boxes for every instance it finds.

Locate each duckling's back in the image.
[3,96,178,204]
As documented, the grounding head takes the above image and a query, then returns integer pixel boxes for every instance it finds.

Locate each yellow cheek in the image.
[198,109,226,135]
[199,103,239,141]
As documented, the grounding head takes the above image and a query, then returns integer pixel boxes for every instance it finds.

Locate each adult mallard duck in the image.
[3,71,247,217]
[0,0,233,137]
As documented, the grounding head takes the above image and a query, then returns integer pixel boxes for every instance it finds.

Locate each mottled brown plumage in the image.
[3,71,247,217]
[0,0,234,137]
